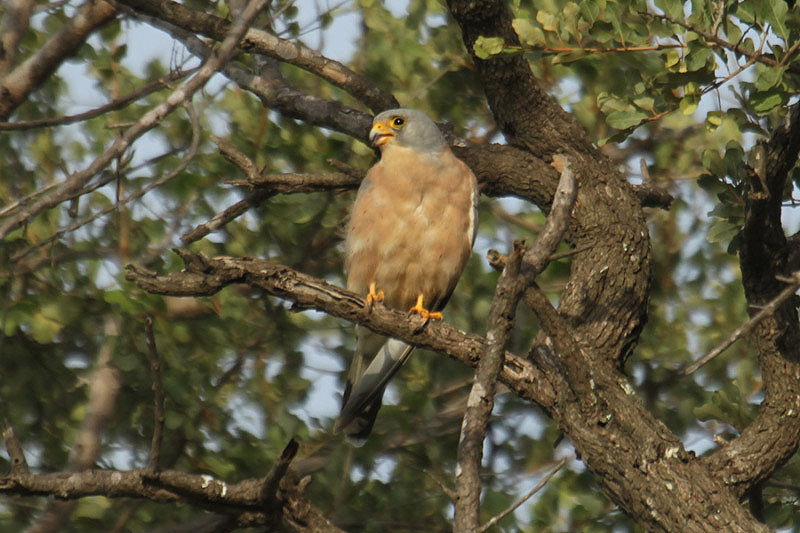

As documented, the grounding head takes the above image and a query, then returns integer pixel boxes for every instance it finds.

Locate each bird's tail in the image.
[334,330,415,446]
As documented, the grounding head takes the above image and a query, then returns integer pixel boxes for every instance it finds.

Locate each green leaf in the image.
[606,110,648,130]
[73,496,112,519]
[754,66,787,91]
[701,149,726,176]
[562,2,582,37]
[633,96,655,112]
[536,11,559,32]
[654,0,684,19]
[706,218,741,244]
[664,49,681,69]
[763,0,789,42]
[679,95,699,115]
[473,36,505,59]
[705,110,723,131]
[752,91,784,114]
[512,18,545,46]
[580,1,601,23]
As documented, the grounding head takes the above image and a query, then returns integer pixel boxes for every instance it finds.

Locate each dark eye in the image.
[392,117,405,127]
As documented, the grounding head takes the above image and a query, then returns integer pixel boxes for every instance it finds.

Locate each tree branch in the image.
[704,102,800,495]
[454,156,577,531]
[0,0,117,120]
[144,316,166,474]
[0,0,267,240]
[0,0,35,78]
[0,465,342,531]
[124,250,556,409]
[454,243,524,532]
[3,426,29,476]
[0,67,197,131]
[115,0,398,112]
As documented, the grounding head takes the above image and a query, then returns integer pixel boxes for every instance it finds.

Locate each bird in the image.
[334,108,479,445]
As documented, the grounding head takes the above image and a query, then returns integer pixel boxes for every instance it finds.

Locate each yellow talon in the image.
[365,282,384,308]
[409,294,442,320]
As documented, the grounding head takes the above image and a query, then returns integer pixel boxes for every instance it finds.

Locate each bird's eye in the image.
[392,117,405,128]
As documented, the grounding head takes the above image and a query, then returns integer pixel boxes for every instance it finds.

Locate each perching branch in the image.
[125,250,556,409]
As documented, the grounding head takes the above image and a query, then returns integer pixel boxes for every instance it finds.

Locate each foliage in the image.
[1,0,800,531]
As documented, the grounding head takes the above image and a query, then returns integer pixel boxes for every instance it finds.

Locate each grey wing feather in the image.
[334,326,415,445]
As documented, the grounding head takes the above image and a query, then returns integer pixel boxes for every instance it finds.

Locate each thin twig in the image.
[10,103,201,263]
[259,438,299,503]
[0,0,269,239]
[3,425,29,475]
[145,316,166,473]
[684,271,800,375]
[478,457,568,532]
[642,11,800,75]
[423,468,456,502]
[180,189,273,244]
[0,68,197,131]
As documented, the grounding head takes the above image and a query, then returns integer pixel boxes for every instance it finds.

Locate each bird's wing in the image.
[334,326,415,446]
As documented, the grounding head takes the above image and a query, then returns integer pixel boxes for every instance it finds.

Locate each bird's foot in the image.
[408,294,442,321]
[365,282,384,310]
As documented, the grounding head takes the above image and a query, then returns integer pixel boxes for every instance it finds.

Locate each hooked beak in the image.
[369,121,395,147]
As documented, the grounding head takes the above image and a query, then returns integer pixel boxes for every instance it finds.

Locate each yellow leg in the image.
[409,293,442,320]
[365,282,384,308]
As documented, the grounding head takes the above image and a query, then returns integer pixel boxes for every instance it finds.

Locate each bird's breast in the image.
[344,149,476,310]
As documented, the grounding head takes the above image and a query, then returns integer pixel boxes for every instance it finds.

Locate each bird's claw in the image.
[365,282,384,310]
[408,294,442,321]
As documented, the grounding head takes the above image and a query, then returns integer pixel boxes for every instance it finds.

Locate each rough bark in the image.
[701,104,800,492]
[0,465,343,532]
[441,0,786,530]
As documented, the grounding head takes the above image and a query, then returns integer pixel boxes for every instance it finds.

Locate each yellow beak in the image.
[369,121,396,147]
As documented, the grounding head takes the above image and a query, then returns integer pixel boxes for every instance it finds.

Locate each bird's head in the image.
[369,108,447,153]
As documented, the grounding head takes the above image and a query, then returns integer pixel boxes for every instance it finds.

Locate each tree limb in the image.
[0,465,342,531]
[454,156,577,531]
[0,0,35,78]
[0,0,117,120]
[115,0,398,112]
[703,101,800,495]
[125,250,556,408]
[0,0,267,240]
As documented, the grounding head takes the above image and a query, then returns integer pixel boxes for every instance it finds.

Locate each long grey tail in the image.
[334,336,415,446]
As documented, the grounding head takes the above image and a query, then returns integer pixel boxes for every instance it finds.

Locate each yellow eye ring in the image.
[392,117,405,127]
